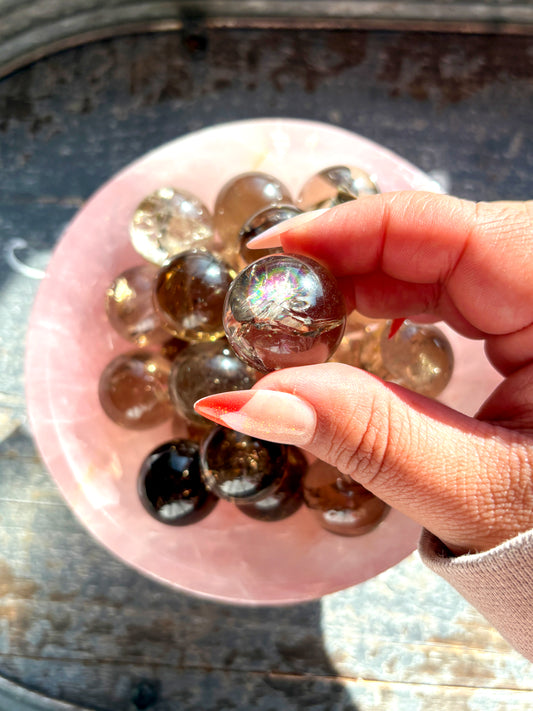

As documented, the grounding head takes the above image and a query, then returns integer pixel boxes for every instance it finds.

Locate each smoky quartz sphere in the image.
[380,321,454,397]
[138,439,218,525]
[224,253,346,373]
[214,172,292,252]
[303,459,390,536]
[105,263,168,346]
[130,187,215,266]
[237,445,307,522]
[154,249,236,342]
[297,165,379,211]
[169,339,257,426]
[98,350,173,429]
[200,426,288,503]
[238,204,302,265]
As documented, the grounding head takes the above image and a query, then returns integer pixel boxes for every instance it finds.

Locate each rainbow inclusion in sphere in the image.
[200,426,287,503]
[223,253,346,372]
[138,439,218,525]
[153,249,236,342]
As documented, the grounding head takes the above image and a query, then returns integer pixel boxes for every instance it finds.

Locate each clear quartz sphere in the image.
[168,339,258,426]
[297,165,379,211]
[352,320,391,378]
[223,253,346,373]
[105,263,168,346]
[200,426,288,503]
[137,439,218,525]
[302,459,390,536]
[98,350,174,429]
[130,187,215,266]
[380,321,454,397]
[214,172,292,253]
[153,249,236,342]
[330,311,384,369]
[331,317,390,379]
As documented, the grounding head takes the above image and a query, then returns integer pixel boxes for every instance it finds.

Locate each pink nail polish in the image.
[194,389,316,446]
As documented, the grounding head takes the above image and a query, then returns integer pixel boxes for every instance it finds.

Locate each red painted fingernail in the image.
[388,318,405,339]
[194,390,316,445]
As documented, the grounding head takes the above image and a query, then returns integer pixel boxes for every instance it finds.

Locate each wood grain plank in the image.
[2,1,533,81]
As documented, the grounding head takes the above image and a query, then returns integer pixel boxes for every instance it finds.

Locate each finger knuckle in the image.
[326,394,398,487]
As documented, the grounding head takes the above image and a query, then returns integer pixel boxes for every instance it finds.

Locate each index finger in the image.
[252,191,533,337]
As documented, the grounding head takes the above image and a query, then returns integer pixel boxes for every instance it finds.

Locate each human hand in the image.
[195,191,533,556]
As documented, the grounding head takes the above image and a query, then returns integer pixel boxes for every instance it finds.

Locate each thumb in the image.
[195,362,533,555]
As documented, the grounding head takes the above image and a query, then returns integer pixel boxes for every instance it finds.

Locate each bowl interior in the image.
[25,118,502,604]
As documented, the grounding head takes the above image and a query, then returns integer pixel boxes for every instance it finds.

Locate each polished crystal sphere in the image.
[297,164,379,211]
[168,339,258,425]
[214,172,292,253]
[153,249,236,342]
[160,336,189,361]
[98,350,173,429]
[303,459,390,536]
[238,204,302,265]
[351,320,390,379]
[237,445,306,522]
[130,187,215,266]
[138,439,218,525]
[380,321,454,397]
[223,253,346,372]
[105,263,168,346]
[200,426,288,503]
[331,312,381,368]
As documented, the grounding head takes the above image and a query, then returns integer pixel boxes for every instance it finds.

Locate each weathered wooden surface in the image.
[2,1,533,80]
[0,26,533,710]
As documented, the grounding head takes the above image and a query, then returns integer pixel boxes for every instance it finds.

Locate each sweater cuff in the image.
[419,528,533,662]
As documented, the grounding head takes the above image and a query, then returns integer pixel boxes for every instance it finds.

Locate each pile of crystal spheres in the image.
[98,165,453,534]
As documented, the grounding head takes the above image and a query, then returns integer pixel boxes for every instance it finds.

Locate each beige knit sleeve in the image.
[419,528,533,661]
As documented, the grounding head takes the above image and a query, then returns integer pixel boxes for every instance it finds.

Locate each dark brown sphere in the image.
[138,439,218,525]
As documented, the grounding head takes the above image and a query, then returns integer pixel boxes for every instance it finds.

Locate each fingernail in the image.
[194,389,316,446]
[246,208,329,249]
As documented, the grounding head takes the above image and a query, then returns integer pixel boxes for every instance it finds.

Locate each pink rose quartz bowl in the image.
[25,118,503,605]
